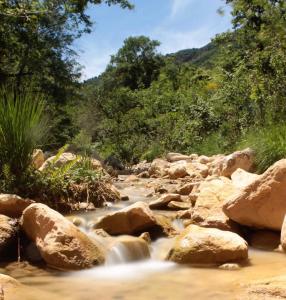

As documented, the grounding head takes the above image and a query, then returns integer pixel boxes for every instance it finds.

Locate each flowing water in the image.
[3,177,286,300]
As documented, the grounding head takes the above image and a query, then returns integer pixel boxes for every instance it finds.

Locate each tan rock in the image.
[139,232,152,244]
[176,182,195,195]
[210,148,254,177]
[94,201,157,235]
[149,194,181,209]
[21,203,105,270]
[0,274,22,299]
[167,201,191,210]
[32,149,45,169]
[39,152,77,170]
[224,159,286,230]
[167,225,248,264]
[0,215,18,256]
[241,276,286,300]
[124,175,139,182]
[191,177,239,231]
[186,162,209,178]
[149,159,170,177]
[281,215,286,251]
[168,162,188,179]
[231,168,259,189]
[0,194,34,218]
[166,152,190,162]
[197,155,211,164]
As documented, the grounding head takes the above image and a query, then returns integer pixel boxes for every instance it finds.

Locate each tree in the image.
[107,36,164,90]
[0,0,133,147]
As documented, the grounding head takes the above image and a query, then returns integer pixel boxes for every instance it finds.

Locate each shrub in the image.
[238,124,286,173]
[0,87,47,178]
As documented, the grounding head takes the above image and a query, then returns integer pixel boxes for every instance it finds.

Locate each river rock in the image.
[0,215,18,257]
[231,168,259,189]
[176,182,195,195]
[0,194,34,218]
[223,159,286,230]
[280,215,286,252]
[0,274,22,298]
[240,276,286,300]
[149,159,170,177]
[167,225,248,264]
[210,148,254,177]
[168,162,188,179]
[249,230,280,251]
[149,194,181,209]
[21,203,105,270]
[94,201,157,235]
[32,149,45,169]
[124,175,139,182]
[167,201,191,210]
[166,153,190,162]
[190,177,239,231]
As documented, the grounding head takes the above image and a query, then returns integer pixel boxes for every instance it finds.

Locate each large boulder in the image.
[190,177,239,231]
[210,148,254,177]
[21,203,105,270]
[167,225,248,264]
[94,202,158,235]
[0,215,18,257]
[280,215,286,251]
[231,168,259,189]
[0,194,34,218]
[149,194,181,209]
[149,159,170,177]
[224,159,286,230]
[32,149,45,169]
[0,274,22,299]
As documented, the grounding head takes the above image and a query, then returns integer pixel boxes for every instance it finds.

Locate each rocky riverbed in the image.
[2,149,286,299]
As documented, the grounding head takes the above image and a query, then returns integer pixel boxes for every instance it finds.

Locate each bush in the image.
[238,124,286,173]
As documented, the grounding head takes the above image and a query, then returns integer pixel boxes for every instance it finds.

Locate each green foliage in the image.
[0,87,47,179]
[238,124,286,173]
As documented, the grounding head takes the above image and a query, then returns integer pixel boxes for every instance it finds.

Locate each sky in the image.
[74,0,233,80]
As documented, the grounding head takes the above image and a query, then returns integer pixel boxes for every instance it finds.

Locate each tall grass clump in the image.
[238,123,286,173]
[0,87,47,182]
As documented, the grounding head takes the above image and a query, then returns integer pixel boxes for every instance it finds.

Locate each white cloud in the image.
[152,26,213,54]
[170,0,195,18]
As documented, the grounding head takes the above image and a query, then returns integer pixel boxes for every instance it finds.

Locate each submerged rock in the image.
[224,159,286,230]
[0,194,34,218]
[240,276,286,300]
[167,225,248,264]
[21,203,105,270]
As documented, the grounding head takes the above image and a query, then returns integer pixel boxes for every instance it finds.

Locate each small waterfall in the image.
[106,236,150,265]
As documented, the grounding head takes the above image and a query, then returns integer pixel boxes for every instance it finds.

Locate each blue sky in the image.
[74,0,233,79]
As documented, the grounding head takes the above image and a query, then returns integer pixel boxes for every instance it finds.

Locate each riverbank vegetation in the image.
[1,0,286,191]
